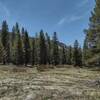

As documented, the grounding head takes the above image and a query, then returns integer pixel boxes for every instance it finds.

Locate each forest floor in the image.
[0,65,100,100]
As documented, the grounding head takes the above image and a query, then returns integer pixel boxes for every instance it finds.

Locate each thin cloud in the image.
[57,15,83,26]
[67,15,83,22]
[58,17,66,25]
[0,1,10,17]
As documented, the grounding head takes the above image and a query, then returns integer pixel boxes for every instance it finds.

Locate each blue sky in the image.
[0,0,95,46]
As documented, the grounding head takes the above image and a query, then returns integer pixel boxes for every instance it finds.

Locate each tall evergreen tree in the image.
[45,33,51,64]
[34,33,40,65]
[73,40,79,66]
[73,40,82,66]
[61,46,67,64]
[23,30,31,66]
[11,26,16,64]
[21,27,25,50]
[39,30,47,64]
[16,33,24,65]
[67,46,72,65]
[88,1,100,49]
[52,32,60,65]
[1,21,10,64]
[0,41,3,63]
[83,38,88,64]
[15,23,23,65]
[78,47,83,66]
[11,26,16,46]
[32,38,35,65]
[21,27,25,37]
[84,0,100,64]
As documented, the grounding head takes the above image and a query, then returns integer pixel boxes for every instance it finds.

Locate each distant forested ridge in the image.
[0,21,82,67]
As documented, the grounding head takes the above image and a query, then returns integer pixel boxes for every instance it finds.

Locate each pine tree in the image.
[62,46,67,64]
[39,30,47,64]
[34,33,40,65]
[21,27,25,49]
[84,0,100,65]
[78,47,83,66]
[1,20,10,64]
[0,41,3,63]
[73,40,82,66]
[16,33,23,65]
[83,38,88,64]
[67,46,72,65]
[21,27,25,58]
[11,26,16,64]
[15,23,23,65]
[11,26,16,46]
[45,33,51,64]
[73,40,79,66]
[21,27,25,37]
[23,30,31,66]
[32,38,35,65]
[85,1,100,52]
[52,32,60,65]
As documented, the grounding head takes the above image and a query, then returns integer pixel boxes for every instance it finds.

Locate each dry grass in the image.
[0,65,100,100]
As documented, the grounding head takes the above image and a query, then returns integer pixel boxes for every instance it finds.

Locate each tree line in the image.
[0,0,99,67]
[0,21,82,67]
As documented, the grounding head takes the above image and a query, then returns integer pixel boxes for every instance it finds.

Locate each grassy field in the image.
[0,65,100,100]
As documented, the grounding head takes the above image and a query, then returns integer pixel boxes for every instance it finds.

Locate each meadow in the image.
[0,65,100,100]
